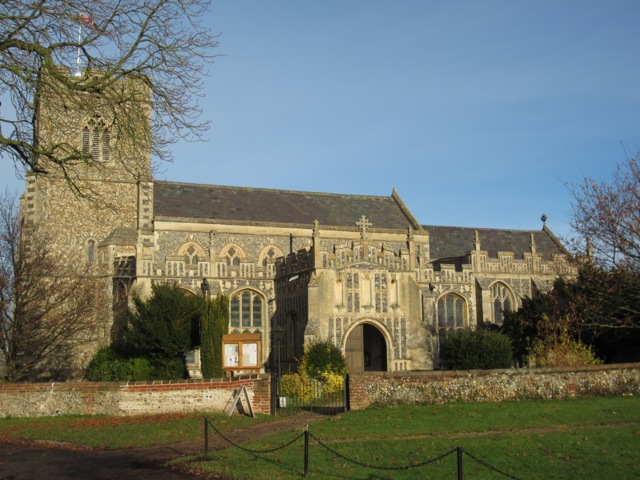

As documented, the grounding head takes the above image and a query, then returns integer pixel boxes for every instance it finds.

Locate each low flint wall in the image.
[348,363,640,410]
[0,374,272,418]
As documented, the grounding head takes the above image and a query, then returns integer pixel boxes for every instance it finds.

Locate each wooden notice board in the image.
[222,333,261,375]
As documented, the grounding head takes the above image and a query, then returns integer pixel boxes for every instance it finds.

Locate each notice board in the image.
[222,333,261,375]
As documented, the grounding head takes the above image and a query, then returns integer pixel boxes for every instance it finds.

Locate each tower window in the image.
[82,117,111,162]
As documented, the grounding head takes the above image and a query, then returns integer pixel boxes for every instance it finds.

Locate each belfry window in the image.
[230,291,263,329]
[82,118,110,162]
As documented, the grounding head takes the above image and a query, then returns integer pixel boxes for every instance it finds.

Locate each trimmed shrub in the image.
[84,347,128,381]
[299,341,348,380]
[84,347,154,381]
[443,329,513,370]
[280,373,316,402]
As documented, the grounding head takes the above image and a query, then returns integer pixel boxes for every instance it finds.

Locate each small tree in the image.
[502,267,640,363]
[120,283,202,379]
[281,341,348,401]
[200,293,229,378]
[0,191,108,381]
[568,154,640,271]
[300,341,348,395]
[528,317,602,368]
[442,329,513,370]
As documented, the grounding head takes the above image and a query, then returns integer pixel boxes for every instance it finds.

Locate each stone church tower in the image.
[22,69,574,377]
[22,68,155,364]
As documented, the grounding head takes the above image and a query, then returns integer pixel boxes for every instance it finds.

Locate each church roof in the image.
[425,225,567,262]
[154,181,419,230]
[99,226,137,247]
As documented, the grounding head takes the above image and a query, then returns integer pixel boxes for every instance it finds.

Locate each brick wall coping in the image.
[352,362,640,380]
[0,373,268,391]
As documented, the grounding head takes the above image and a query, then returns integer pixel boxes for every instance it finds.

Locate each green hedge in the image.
[443,329,513,370]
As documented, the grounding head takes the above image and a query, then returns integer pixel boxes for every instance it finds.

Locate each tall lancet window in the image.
[490,282,514,325]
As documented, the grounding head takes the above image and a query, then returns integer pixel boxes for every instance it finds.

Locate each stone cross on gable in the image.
[356,215,372,239]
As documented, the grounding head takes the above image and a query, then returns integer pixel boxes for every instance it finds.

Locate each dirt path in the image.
[0,412,325,480]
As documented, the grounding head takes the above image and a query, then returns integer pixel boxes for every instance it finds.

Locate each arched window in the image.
[87,239,96,263]
[82,116,110,162]
[437,293,466,341]
[230,290,263,330]
[178,242,204,269]
[490,282,514,325]
[261,247,279,266]
[436,293,467,367]
[184,245,199,265]
[225,247,241,266]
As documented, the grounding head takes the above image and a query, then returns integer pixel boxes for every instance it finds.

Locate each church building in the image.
[21,70,573,375]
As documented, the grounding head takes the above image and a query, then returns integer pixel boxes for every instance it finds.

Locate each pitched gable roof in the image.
[425,225,567,262]
[154,181,418,230]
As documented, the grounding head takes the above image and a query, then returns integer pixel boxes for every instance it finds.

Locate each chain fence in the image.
[203,417,523,479]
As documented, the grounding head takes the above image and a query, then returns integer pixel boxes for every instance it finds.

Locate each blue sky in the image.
[2,1,640,240]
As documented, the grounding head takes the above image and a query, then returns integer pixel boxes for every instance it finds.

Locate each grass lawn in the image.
[0,411,271,449]
[187,396,640,479]
[0,396,638,479]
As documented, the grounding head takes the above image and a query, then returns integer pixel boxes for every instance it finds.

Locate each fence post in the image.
[304,425,309,478]
[343,374,349,412]
[204,417,209,458]
[457,446,463,480]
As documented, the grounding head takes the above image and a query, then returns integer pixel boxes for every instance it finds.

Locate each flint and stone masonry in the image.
[22,68,574,377]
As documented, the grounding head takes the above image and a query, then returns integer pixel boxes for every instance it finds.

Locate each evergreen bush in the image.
[443,329,513,370]
[84,347,154,381]
[200,293,229,378]
[84,347,128,381]
[119,283,203,379]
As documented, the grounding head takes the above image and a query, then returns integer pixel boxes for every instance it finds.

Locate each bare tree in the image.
[0,190,109,381]
[569,154,640,271]
[0,0,217,182]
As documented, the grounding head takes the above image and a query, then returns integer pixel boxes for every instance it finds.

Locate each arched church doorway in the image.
[345,323,388,374]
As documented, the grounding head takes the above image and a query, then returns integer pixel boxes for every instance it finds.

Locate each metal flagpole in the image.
[75,23,82,77]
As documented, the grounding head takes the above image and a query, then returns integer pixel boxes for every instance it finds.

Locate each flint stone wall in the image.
[0,375,271,418]
[349,363,640,410]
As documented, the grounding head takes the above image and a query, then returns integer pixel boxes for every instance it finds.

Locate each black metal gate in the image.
[272,373,349,415]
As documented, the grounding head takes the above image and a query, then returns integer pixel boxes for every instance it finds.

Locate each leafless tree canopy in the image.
[0,190,109,381]
[0,0,217,179]
[569,154,640,272]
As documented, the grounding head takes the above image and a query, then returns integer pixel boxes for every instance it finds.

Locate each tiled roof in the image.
[154,181,417,230]
[99,226,137,247]
[425,225,567,261]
